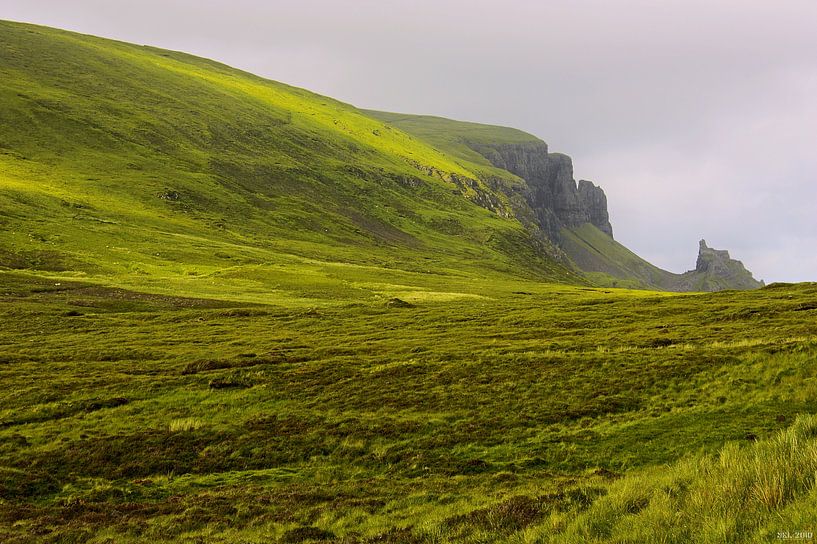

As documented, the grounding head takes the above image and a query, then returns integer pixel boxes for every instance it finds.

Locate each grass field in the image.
[2,20,817,543]
[1,270,816,542]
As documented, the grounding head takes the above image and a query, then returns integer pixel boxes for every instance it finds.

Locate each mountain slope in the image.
[367,110,763,291]
[0,20,581,296]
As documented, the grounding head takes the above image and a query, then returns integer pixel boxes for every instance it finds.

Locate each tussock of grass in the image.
[548,415,817,543]
[168,418,204,432]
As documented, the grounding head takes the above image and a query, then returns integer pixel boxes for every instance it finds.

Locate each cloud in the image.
[2,0,815,281]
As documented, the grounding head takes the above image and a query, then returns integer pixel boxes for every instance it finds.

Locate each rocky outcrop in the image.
[468,142,613,241]
[577,180,612,237]
[679,240,764,291]
[696,239,731,274]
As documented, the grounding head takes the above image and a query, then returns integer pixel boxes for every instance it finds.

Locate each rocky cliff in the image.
[468,142,613,241]
[466,141,761,292]
[577,180,612,238]
[680,240,764,291]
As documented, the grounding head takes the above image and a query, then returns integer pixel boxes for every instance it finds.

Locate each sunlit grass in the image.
[1,270,815,541]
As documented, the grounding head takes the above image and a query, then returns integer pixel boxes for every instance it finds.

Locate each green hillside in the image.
[363,110,545,212]
[0,20,578,301]
[363,110,540,180]
[561,223,673,289]
[1,20,816,544]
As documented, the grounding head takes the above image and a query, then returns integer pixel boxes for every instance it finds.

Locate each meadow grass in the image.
[0,270,815,542]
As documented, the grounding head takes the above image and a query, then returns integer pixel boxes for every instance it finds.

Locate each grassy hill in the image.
[0,20,579,301]
[362,110,541,181]
[1,20,816,543]
[363,110,542,218]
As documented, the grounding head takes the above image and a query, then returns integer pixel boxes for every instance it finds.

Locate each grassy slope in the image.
[363,110,548,214]
[0,20,580,298]
[363,110,540,180]
[1,20,817,544]
[560,223,672,289]
[551,414,817,542]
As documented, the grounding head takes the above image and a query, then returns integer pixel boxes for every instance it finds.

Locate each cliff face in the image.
[468,142,613,241]
[577,180,612,237]
[696,239,732,274]
[466,141,761,292]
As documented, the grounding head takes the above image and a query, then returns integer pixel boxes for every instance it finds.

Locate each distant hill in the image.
[367,111,763,291]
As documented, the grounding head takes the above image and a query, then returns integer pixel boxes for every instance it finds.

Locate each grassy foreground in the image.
[1,270,816,542]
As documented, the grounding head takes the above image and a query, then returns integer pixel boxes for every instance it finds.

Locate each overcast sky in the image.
[3,0,816,282]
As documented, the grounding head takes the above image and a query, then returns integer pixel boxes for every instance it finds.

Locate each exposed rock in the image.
[158,190,181,201]
[577,180,612,237]
[467,142,612,241]
[386,297,414,308]
[696,239,730,273]
[682,239,764,291]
